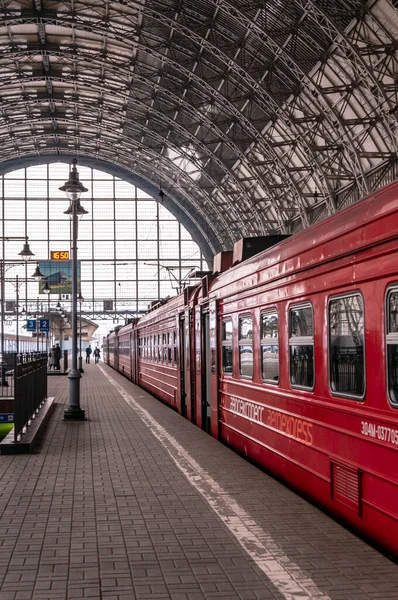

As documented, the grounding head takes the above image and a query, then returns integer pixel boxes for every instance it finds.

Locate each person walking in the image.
[85,344,92,364]
[94,346,100,364]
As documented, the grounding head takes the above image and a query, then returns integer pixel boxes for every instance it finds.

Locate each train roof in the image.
[209,179,398,295]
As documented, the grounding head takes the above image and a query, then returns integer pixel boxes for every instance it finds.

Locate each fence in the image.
[0,353,48,443]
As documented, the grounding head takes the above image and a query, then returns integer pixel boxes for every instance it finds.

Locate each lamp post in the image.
[0,238,36,385]
[78,292,84,373]
[42,278,51,353]
[59,159,88,420]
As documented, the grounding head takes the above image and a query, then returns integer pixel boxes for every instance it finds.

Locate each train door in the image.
[114,337,119,372]
[129,331,133,382]
[194,305,203,427]
[203,309,212,433]
[131,329,138,384]
[208,299,219,438]
[179,313,187,417]
[184,307,195,422]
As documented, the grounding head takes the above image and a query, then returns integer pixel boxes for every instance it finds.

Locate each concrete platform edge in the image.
[0,396,55,454]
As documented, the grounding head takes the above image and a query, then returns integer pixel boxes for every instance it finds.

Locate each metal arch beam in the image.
[0,49,270,233]
[1,11,321,225]
[0,49,299,231]
[59,7,364,216]
[0,153,218,265]
[0,1,395,234]
[0,112,238,247]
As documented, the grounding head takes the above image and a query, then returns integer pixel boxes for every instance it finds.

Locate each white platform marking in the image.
[100,366,331,600]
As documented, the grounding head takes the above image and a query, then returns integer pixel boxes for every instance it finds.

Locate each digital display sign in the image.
[50,251,69,260]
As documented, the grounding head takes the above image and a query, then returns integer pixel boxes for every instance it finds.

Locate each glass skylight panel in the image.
[0,161,207,330]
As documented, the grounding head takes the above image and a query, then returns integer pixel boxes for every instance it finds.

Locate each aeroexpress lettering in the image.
[229,396,264,423]
[228,396,313,446]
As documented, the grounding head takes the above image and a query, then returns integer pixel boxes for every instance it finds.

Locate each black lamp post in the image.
[0,237,36,385]
[59,159,88,420]
[42,278,50,353]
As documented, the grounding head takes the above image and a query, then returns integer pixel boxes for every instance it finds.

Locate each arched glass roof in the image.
[0,0,397,252]
[1,162,207,337]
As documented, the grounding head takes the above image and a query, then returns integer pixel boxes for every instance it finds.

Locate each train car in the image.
[201,180,398,557]
[102,336,109,365]
[136,295,184,412]
[105,179,398,556]
[117,321,135,381]
[107,329,118,371]
[3,334,38,353]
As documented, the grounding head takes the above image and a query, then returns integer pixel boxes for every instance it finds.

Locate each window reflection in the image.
[329,295,364,397]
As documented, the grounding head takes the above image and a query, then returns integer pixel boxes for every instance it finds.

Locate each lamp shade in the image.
[59,158,88,201]
[18,240,34,261]
[31,264,44,281]
[43,280,51,295]
[64,200,88,215]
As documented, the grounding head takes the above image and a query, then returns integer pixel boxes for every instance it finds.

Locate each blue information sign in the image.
[39,319,50,332]
[27,319,37,332]
[0,414,13,423]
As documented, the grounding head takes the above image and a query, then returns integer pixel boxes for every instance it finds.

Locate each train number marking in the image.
[361,421,398,446]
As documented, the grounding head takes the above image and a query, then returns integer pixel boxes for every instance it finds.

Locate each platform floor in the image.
[0,364,397,600]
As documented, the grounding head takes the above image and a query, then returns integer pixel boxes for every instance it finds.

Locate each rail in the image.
[0,353,48,443]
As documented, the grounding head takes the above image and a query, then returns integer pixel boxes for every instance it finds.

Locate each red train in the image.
[104,180,398,557]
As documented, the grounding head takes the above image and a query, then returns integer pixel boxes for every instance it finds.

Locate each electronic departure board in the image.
[50,251,69,260]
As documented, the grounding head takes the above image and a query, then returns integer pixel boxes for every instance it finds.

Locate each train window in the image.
[167,332,172,363]
[239,315,253,378]
[386,288,398,406]
[289,304,314,389]
[261,310,279,383]
[173,330,177,364]
[222,319,233,374]
[329,294,365,398]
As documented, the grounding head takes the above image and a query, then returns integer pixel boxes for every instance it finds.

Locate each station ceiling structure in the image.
[0,0,397,258]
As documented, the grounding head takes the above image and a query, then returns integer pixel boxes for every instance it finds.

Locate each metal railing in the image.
[0,352,48,443]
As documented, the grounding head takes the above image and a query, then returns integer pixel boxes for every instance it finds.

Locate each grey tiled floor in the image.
[0,363,397,600]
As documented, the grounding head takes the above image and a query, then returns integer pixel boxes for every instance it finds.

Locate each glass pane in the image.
[222,319,233,341]
[388,291,398,333]
[290,345,314,388]
[387,346,398,404]
[290,306,313,337]
[329,295,364,396]
[262,345,279,382]
[239,316,252,340]
[222,346,233,374]
[239,346,253,378]
[261,311,278,339]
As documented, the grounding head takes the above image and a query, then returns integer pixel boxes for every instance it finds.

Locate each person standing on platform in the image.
[86,344,92,364]
[48,346,57,371]
[54,343,62,371]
